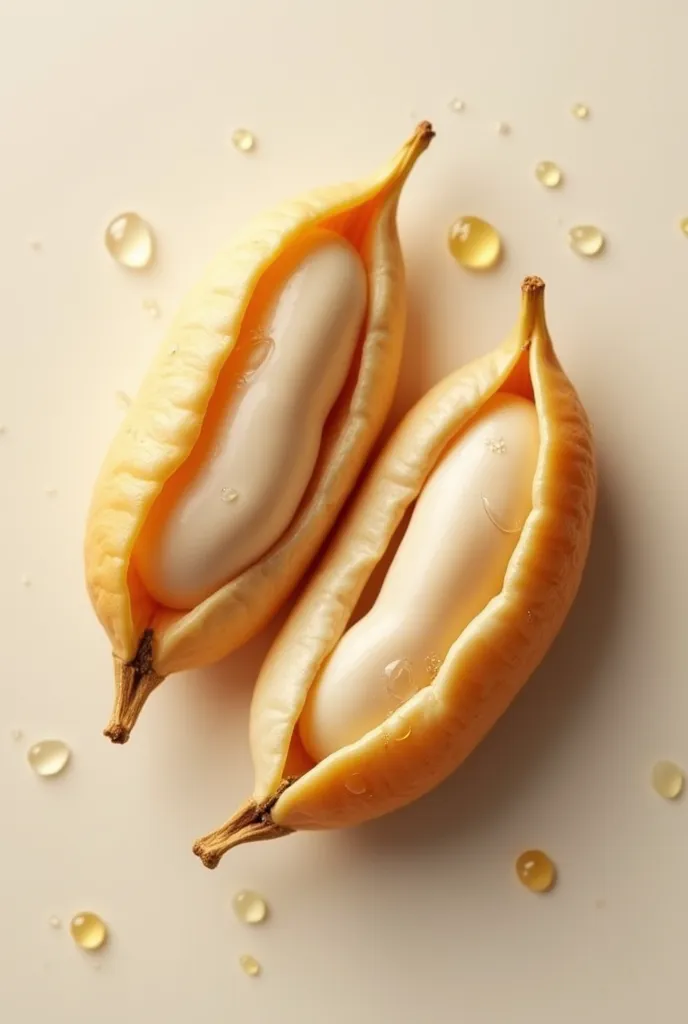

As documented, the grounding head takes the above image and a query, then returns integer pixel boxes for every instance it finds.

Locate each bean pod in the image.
[193,277,597,867]
[85,123,434,742]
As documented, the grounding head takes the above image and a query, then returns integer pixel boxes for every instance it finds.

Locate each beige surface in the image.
[1,2,686,1022]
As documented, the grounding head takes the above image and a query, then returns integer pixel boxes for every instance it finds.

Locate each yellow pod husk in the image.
[193,277,597,867]
[84,123,434,743]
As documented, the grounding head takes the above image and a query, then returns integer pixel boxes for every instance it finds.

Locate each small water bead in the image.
[233,890,268,924]
[344,773,367,795]
[449,98,465,113]
[384,658,416,702]
[142,299,160,318]
[535,161,563,189]
[220,487,239,504]
[21,574,32,587]
[495,121,511,135]
[515,850,557,893]
[485,437,506,454]
[239,954,261,977]
[44,487,58,497]
[104,213,155,269]
[28,239,43,252]
[239,334,274,385]
[232,129,256,153]
[572,102,590,120]
[115,390,132,411]
[48,916,61,929]
[395,724,412,742]
[569,225,605,258]
[425,653,442,679]
[481,495,523,534]
[652,760,685,800]
[27,740,71,777]
[448,216,502,271]
[70,912,108,951]
[679,217,688,237]
[11,728,23,741]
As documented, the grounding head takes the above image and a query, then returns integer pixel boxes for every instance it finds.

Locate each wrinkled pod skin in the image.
[84,123,434,743]
[193,277,597,869]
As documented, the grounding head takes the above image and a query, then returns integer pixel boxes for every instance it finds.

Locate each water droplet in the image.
[239,334,274,385]
[449,216,502,271]
[239,953,261,977]
[495,121,511,135]
[344,773,367,795]
[221,487,239,504]
[232,129,256,153]
[425,653,442,679]
[70,912,108,950]
[526,609,534,623]
[48,916,61,929]
[21,574,32,587]
[142,299,160,318]
[481,495,524,534]
[485,437,506,454]
[535,160,563,189]
[115,390,131,411]
[11,728,23,741]
[44,487,58,497]
[27,739,71,777]
[679,217,688,237]
[595,898,606,910]
[233,890,268,924]
[104,212,155,269]
[652,760,684,800]
[0,424,7,435]
[449,98,465,113]
[384,659,416,702]
[395,724,412,742]
[568,225,605,258]
[515,849,556,893]
[571,102,590,120]
[28,239,43,252]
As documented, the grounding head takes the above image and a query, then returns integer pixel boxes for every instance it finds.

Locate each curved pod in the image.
[193,277,597,867]
[85,123,434,743]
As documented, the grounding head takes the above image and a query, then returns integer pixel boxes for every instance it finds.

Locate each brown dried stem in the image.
[104,630,164,744]
[193,782,294,869]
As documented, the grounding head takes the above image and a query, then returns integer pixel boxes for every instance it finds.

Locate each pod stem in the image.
[399,121,435,176]
[104,630,164,744]
[382,121,434,209]
[192,781,294,869]
[519,276,548,345]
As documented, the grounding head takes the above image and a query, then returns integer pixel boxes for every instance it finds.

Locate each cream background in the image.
[1,2,686,1022]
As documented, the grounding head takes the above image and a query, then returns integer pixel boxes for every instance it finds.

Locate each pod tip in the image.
[192,840,221,870]
[411,121,435,155]
[104,722,130,744]
[105,635,164,744]
[192,795,295,869]
[522,275,545,294]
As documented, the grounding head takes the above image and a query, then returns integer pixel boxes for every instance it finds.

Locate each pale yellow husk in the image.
[84,123,433,741]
